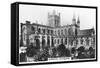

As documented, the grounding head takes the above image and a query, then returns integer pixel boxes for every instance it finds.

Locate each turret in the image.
[77,16,80,29]
[72,13,76,25]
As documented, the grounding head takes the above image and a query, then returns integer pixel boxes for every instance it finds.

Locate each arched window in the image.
[55,39,56,44]
[58,30,60,35]
[48,30,49,34]
[86,37,89,45]
[68,28,72,35]
[49,30,50,34]
[55,31,56,35]
[22,27,25,32]
[61,38,63,44]
[43,29,45,34]
[80,37,83,44]
[57,39,59,44]
[65,38,67,44]
[38,28,41,33]
[51,30,53,34]
[71,40,73,46]
[75,28,77,35]
[65,29,67,35]
[76,39,78,45]
[61,30,63,35]
[31,26,35,33]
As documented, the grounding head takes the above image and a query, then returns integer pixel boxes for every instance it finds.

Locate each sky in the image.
[19,4,96,30]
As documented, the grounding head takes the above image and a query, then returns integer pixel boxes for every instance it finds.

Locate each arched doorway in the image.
[42,38,45,49]
[35,39,40,49]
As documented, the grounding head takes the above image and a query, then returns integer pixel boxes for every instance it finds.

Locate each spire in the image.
[77,16,80,24]
[77,16,80,29]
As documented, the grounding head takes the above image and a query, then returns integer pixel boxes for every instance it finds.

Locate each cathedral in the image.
[20,10,95,51]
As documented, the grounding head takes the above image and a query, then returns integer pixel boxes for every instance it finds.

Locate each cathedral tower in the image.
[77,16,80,29]
[48,10,60,27]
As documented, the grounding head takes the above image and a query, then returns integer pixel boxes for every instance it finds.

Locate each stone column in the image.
[39,35,42,51]
[83,37,86,46]
[45,35,47,47]
[67,38,69,48]
[50,35,52,47]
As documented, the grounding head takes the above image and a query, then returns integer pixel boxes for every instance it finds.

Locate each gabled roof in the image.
[78,28,94,36]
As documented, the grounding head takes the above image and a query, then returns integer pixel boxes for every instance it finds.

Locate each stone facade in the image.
[20,11,95,51]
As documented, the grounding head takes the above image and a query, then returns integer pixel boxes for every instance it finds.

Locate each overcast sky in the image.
[19,4,96,30]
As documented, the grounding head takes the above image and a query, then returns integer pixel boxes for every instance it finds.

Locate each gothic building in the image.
[20,10,95,51]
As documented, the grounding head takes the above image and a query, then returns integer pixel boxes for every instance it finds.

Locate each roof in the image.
[78,28,94,36]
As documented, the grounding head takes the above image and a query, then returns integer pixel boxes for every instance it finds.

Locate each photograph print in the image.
[19,3,97,64]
